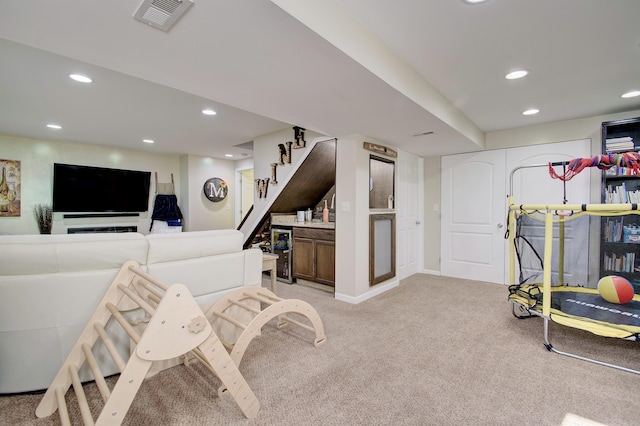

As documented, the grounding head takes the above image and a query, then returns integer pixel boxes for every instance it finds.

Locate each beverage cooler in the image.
[270,228,293,283]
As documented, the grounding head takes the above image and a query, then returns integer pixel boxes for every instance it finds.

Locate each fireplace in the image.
[67,226,138,234]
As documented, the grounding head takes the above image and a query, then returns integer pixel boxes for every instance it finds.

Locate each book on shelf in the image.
[604,217,623,242]
[605,182,640,203]
[605,136,634,152]
[603,251,637,273]
[604,166,637,176]
[606,136,633,144]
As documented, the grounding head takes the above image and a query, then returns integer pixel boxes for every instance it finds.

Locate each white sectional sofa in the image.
[0,230,262,394]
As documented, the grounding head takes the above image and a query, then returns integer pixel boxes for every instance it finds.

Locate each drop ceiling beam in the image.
[271,0,485,150]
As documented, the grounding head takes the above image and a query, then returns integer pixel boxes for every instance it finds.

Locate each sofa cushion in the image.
[0,269,131,332]
[0,233,148,275]
[146,248,263,304]
[146,229,242,264]
[0,233,147,393]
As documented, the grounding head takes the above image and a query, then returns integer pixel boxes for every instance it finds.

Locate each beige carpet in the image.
[2,274,639,425]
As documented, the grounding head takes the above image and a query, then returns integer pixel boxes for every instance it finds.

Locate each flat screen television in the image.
[53,163,151,213]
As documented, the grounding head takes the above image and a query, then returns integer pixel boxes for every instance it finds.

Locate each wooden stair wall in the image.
[242,139,336,248]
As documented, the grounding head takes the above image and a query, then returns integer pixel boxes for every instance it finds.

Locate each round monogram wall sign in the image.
[203,177,228,202]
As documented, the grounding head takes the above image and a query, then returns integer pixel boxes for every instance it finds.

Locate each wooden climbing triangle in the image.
[36,260,260,425]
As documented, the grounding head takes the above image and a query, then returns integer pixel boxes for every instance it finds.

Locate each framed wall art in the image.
[0,159,21,217]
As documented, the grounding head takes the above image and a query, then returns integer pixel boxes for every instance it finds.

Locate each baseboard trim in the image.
[334,279,399,304]
[422,269,440,276]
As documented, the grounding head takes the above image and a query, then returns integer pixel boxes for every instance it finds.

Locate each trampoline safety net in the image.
[509,209,640,339]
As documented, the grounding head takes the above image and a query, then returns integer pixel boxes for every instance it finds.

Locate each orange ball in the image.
[597,276,634,304]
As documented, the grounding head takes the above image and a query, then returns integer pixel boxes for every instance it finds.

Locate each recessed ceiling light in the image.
[522,108,540,116]
[143,139,154,144]
[69,74,92,83]
[462,0,490,4]
[225,154,233,158]
[202,109,217,116]
[622,90,640,98]
[505,70,528,80]
[46,124,62,129]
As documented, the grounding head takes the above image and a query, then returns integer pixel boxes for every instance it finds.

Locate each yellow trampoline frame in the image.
[508,199,640,374]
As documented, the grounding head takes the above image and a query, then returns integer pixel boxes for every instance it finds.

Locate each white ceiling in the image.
[0,0,639,159]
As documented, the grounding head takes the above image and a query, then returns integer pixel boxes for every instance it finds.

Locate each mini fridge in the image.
[270,228,293,283]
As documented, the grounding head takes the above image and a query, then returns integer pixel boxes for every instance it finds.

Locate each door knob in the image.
[497,223,503,228]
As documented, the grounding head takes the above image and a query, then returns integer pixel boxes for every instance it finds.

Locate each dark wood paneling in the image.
[369,213,396,286]
[270,140,336,213]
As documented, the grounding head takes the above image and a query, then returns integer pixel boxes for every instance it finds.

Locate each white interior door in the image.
[505,139,591,285]
[441,150,507,284]
[235,168,254,227]
[397,151,423,280]
[441,139,591,285]
[507,140,590,205]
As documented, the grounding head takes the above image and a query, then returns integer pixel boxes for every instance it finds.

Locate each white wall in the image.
[235,157,253,171]
[180,154,236,231]
[422,155,441,274]
[485,109,640,151]
[0,134,179,235]
[335,134,399,302]
[335,135,363,299]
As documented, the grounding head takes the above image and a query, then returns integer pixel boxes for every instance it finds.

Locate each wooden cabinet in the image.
[600,116,640,288]
[293,236,315,280]
[293,227,335,287]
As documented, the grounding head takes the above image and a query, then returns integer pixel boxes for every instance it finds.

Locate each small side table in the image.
[262,253,279,293]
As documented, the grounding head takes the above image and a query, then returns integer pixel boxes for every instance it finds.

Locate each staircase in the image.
[240,138,336,248]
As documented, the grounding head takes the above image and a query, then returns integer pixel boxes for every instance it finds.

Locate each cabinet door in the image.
[293,237,315,280]
[315,240,335,286]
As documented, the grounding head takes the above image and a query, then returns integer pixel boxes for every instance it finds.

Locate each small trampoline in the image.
[510,283,640,339]
[508,155,640,374]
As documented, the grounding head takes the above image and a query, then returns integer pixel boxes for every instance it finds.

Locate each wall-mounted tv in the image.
[53,163,151,213]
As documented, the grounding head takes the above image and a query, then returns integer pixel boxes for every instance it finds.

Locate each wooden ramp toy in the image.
[203,287,326,373]
[36,260,259,425]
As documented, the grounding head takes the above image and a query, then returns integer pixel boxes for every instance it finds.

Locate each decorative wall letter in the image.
[278,144,286,165]
[277,142,293,165]
[270,163,278,184]
[293,126,306,149]
[255,178,270,199]
[285,141,293,163]
[202,177,228,202]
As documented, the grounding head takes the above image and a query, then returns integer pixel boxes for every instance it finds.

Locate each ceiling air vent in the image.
[134,0,194,32]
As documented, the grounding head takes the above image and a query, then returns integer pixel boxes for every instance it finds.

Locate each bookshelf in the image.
[600,116,640,288]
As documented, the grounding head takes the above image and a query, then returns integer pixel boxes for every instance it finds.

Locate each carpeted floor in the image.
[1,274,639,425]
